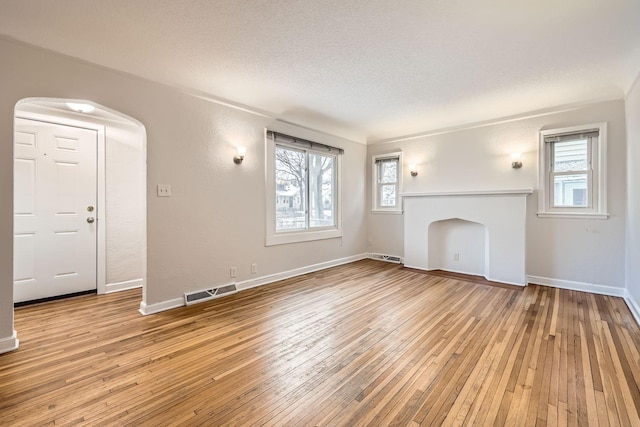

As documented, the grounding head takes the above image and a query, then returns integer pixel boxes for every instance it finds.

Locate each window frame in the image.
[265,132,342,246]
[537,123,608,219]
[372,152,403,214]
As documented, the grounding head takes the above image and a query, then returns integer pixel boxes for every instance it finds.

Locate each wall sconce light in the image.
[511,153,523,169]
[233,146,246,164]
[409,164,418,177]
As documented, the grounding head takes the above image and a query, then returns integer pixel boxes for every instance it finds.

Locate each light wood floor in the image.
[2,260,640,426]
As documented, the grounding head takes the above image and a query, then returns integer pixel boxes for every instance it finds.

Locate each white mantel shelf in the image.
[401,189,533,197]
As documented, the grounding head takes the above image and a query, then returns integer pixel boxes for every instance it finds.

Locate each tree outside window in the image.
[275,145,335,232]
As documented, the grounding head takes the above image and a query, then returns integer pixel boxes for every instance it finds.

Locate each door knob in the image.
[87,217,95,223]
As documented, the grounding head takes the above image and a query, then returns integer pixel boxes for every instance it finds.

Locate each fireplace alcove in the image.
[428,218,487,277]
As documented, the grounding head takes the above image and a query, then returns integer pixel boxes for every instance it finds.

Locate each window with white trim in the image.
[372,152,403,213]
[265,130,342,245]
[538,123,607,219]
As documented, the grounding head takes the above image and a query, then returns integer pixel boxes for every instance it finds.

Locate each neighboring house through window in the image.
[372,152,403,213]
[538,123,608,219]
[266,130,342,245]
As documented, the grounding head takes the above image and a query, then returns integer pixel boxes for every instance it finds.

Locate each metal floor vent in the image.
[184,284,238,306]
[369,253,403,264]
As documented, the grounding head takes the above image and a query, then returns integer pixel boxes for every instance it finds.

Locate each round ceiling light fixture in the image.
[66,102,95,113]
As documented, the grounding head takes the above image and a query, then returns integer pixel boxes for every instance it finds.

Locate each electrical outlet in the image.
[453,252,460,261]
[251,263,257,274]
[157,184,171,197]
[230,267,237,278]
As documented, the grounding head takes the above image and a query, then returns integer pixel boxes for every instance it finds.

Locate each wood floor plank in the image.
[1,260,639,426]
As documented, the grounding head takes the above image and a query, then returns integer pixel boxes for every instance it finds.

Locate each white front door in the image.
[14,118,98,303]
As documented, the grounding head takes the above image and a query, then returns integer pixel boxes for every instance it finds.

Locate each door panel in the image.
[13,233,35,282]
[15,130,36,147]
[14,158,36,214]
[14,118,98,303]
[54,161,80,213]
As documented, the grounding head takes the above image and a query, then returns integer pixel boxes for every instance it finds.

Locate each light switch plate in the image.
[157,184,171,197]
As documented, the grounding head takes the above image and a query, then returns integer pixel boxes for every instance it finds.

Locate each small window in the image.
[551,137,589,207]
[266,130,342,246]
[372,152,403,213]
[538,123,607,219]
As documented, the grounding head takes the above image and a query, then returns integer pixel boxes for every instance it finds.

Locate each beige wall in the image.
[104,121,145,286]
[368,100,627,289]
[0,38,367,345]
[626,75,640,306]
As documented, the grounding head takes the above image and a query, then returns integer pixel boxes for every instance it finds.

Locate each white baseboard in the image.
[526,275,625,297]
[138,253,368,315]
[106,278,143,294]
[139,298,184,316]
[237,253,368,291]
[404,265,526,287]
[624,290,640,326]
[485,276,526,287]
[0,330,19,354]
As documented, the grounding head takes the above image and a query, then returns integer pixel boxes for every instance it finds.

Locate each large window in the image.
[372,152,403,213]
[538,123,608,218]
[266,130,342,245]
[275,145,336,231]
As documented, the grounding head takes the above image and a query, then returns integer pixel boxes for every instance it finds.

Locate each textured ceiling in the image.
[1,0,639,143]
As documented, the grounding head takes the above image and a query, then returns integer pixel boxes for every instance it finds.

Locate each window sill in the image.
[371,209,403,215]
[536,212,609,220]
[266,228,342,246]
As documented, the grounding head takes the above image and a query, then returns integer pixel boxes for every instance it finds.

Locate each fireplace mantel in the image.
[403,190,530,286]
[402,189,533,198]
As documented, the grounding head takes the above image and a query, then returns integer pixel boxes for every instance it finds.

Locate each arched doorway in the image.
[13,98,147,304]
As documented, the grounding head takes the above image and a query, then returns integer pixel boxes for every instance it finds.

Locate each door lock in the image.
[87,205,94,212]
